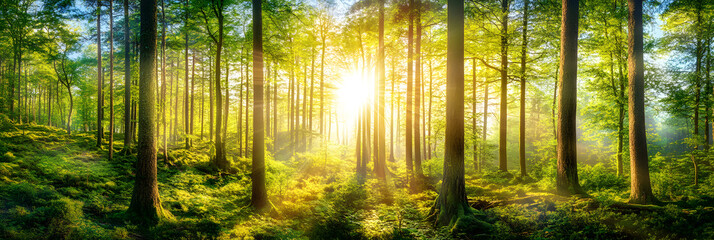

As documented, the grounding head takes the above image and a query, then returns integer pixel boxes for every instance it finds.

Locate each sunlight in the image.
[336,70,371,115]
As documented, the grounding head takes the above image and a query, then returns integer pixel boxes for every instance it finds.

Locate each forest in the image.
[0,0,713,239]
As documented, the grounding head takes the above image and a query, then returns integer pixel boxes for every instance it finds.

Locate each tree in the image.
[198,0,228,169]
[498,0,510,172]
[376,0,386,180]
[518,0,529,177]
[123,0,132,152]
[251,0,268,211]
[96,0,104,148]
[184,0,190,149]
[109,0,115,160]
[127,0,171,223]
[406,0,414,189]
[556,0,584,196]
[428,0,480,228]
[627,0,656,204]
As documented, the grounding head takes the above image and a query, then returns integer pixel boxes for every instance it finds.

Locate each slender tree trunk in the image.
[414,0,423,184]
[128,0,170,223]
[309,48,315,148]
[376,0,386,180]
[556,0,584,195]
[160,0,167,163]
[97,0,104,148]
[518,0,528,177]
[627,0,656,204]
[406,0,414,187]
[482,77,488,169]
[499,0,510,172]
[214,8,228,169]
[109,0,115,160]
[238,55,244,156]
[191,52,196,146]
[123,0,132,151]
[184,0,190,148]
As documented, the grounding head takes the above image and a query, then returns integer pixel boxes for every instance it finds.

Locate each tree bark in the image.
[519,0,529,177]
[128,0,170,223]
[97,0,104,148]
[556,0,584,195]
[406,0,414,187]
[429,0,472,227]
[109,0,115,160]
[123,0,132,151]
[627,0,656,204]
[414,0,423,185]
[499,0,510,172]
[376,0,386,180]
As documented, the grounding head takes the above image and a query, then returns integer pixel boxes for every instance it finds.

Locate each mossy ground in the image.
[0,121,713,239]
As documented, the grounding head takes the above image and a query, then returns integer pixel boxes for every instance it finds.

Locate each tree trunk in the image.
[429,0,472,227]
[97,0,104,148]
[128,0,170,223]
[376,0,386,180]
[123,0,132,151]
[251,0,267,210]
[184,0,190,148]
[214,7,228,169]
[109,0,115,160]
[556,0,584,196]
[499,0,510,172]
[414,0,423,185]
[160,0,167,163]
[627,0,656,204]
[406,0,414,187]
[519,0,528,177]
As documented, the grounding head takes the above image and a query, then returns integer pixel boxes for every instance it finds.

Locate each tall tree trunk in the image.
[627,0,656,204]
[429,0,472,227]
[109,0,115,160]
[414,0,423,185]
[128,0,170,223]
[309,48,315,148]
[556,0,584,195]
[482,77,488,169]
[123,0,132,151]
[214,6,228,169]
[251,0,267,210]
[406,0,414,187]
[238,55,244,156]
[376,0,386,180]
[184,0,190,148]
[518,0,528,177]
[160,0,167,163]
[191,52,196,146]
[97,0,104,148]
[498,0,510,172]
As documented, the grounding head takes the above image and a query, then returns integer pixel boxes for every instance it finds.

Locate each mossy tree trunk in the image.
[430,0,471,227]
[556,0,584,196]
[128,0,170,223]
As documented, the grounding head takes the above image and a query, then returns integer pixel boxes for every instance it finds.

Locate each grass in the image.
[0,117,713,239]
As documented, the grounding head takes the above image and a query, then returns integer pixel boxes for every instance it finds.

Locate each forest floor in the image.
[1,118,714,239]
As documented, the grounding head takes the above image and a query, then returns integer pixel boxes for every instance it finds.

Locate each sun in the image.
[335,70,371,116]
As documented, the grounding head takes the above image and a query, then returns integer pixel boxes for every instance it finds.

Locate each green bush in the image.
[580,163,627,191]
